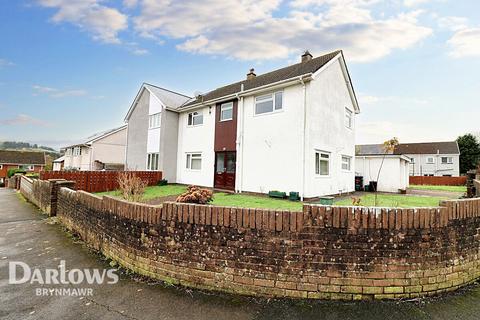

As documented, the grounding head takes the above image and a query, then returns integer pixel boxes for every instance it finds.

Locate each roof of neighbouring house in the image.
[53,155,65,163]
[356,144,394,156]
[356,141,460,156]
[394,141,460,155]
[0,150,46,165]
[64,125,127,148]
[180,50,343,108]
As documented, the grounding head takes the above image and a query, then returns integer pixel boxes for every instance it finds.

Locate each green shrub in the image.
[7,169,27,178]
[176,185,213,204]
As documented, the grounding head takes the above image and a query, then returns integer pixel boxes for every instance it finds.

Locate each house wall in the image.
[355,156,409,193]
[91,127,127,167]
[407,153,460,177]
[176,106,215,187]
[126,89,149,170]
[240,85,304,195]
[160,110,179,183]
[63,146,91,170]
[304,58,356,197]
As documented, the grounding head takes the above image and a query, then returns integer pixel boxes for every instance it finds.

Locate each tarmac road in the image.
[1,188,480,320]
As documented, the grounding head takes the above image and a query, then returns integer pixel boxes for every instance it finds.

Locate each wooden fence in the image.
[40,171,162,193]
[409,175,467,186]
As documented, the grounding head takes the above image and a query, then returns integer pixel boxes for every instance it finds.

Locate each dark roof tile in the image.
[0,150,46,165]
[181,50,341,108]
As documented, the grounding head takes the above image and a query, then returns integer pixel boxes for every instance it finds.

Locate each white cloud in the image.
[404,0,430,7]
[438,16,468,31]
[358,93,429,106]
[33,85,88,98]
[0,58,14,68]
[448,27,480,58]
[123,0,138,8]
[132,0,431,62]
[37,0,128,43]
[0,114,50,127]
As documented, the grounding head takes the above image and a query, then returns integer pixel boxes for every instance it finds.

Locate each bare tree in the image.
[374,137,399,206]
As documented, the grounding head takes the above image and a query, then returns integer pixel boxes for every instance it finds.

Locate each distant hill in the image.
[0,141,61,159]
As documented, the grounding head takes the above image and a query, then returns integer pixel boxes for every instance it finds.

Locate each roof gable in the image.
[0,150,46,165]
[125,83,192,121]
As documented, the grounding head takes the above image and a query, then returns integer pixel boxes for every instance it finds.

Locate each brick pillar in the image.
[49,179,76,216]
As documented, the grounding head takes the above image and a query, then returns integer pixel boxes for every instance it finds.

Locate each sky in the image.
[0,0,479,150]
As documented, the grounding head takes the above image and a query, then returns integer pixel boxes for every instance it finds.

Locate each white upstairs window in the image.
[426,157,435,164]
[149,113,161,128]
[220,102,233,121]
[186,153,202,170]
[147,153,159,171]
[187,111,203,126]
[341,156,351,171]
[254,91,283,115]
[315,151,330,176]
[345,108,353,129]
[441,157,453,164]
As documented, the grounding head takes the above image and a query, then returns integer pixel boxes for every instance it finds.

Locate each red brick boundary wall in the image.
[40,171,162,193]
[55,188,480,300]
[19,176,75,215]
[410,176,467,186]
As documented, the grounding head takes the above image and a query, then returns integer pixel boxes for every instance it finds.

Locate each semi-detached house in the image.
[125,50,360,198]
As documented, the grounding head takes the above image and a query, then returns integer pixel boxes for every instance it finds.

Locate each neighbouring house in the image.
[0,150,46,185]
[395,141,460,177]
[53,155,65,171]
[125,50,360,198]
[355,145,411,193]
[63,125,127,171]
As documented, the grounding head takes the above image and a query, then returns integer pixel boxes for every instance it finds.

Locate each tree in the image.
[374,137,399,206]
[456,134,480,174]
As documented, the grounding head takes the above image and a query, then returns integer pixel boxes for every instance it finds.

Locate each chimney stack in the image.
[246,68,256,80]
[301,50,313,63]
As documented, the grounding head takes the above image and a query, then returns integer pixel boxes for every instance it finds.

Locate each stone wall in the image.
[19,176,75,215]
[55,188,480,300]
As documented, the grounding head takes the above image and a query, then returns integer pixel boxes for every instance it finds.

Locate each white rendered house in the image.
[125,50,360,198]
[63,125,127,171]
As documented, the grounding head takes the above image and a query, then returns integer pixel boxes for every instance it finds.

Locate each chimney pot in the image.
[246,68,256,80]
[301,50,313,63]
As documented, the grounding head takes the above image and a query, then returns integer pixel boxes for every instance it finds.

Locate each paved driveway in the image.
[1,188,480,320]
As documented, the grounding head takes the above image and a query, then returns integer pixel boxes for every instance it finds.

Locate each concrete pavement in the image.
[1,188,480,320]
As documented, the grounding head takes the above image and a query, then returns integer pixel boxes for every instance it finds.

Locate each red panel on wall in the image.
[214,99,238,152]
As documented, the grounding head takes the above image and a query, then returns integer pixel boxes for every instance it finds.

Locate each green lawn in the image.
[97,184,187,201]
[409,184,467,193]
[211,193,303,211]
[334,194,445,208]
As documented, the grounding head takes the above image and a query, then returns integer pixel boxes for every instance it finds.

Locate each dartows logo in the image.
[9,260,119,296]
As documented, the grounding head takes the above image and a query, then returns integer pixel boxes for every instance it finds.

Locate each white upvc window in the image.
[220,102,233,121]
[341,155,351,171]
[186,153,202,170]
[20,165,34,171]
[73,147,82,156]
[441,156,453,164]
[345,108,353,129]
[149,112,161,129]
[254,91,283,115]
[187,111,203,126]
[147,153,159,171]
[315,151,330,176]
[426,157,435,164]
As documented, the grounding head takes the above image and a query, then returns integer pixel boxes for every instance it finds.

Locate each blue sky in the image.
[0,0,479,150]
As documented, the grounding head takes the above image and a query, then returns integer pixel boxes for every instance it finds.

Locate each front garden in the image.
[96,183,459,210]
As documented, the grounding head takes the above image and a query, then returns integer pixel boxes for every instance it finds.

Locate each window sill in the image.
[148,126,161,130]
[219,118,233,122]
[253,108,284,117]
[187,124,204,128]
[315,174,331,179]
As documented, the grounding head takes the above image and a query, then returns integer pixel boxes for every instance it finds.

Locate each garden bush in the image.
[7,169,27,178]
[117,172,147,202]
[176,185,213,204]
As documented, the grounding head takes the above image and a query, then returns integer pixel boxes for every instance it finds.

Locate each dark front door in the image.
[214,152,236,190]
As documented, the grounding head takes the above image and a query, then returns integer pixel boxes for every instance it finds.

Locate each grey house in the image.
[124,83,191,182]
